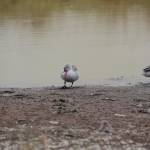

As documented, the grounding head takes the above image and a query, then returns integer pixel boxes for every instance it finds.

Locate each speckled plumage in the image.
[142,66,150,77]
[61,64,79,88]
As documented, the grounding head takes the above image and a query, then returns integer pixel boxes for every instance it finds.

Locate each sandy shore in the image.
[0,83,150,150]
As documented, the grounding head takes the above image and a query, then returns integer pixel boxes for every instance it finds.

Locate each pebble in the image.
[102,98,116,101]
[102,98,111,100]
[99,120,113,133]
[120,141,127,145]
[63,133,75,137]
[136,103,143,108]
[59,99,66,102]
[57,106,63,109]
[90,93,104,96]
[71,109,78,112]
[17,118,26,123]
[129,140,134,144]
[115,114,126,117]
[49,121,58,124]
[30,119,34,122]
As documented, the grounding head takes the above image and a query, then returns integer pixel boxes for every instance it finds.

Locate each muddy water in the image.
[0,0,150,87]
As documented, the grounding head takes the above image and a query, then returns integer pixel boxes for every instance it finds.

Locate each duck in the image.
[61,63,79,88]
[142,66,150,77]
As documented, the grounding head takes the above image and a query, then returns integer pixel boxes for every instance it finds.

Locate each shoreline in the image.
[0,76,149,89]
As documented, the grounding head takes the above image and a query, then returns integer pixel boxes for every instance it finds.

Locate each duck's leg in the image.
[70,82,73,88]
[62,81,67,89]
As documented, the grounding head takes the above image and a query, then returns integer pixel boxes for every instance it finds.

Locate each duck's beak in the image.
[62,70,67,76]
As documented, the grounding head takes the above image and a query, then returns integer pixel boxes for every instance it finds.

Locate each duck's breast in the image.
[61,70,79,82]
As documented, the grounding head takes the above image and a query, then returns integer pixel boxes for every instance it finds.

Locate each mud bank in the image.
[0,83,150,150]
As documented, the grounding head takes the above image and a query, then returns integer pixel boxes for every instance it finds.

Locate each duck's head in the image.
[62,64,72,76]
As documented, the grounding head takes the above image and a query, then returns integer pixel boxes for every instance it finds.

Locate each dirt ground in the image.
[0,83,150,150]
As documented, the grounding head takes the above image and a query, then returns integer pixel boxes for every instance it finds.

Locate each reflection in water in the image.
[0,0,150,87]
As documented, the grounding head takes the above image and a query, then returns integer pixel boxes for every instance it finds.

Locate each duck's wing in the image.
[143,66,150,72]
[72,65,77,71]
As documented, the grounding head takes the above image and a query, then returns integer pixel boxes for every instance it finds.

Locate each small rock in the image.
[136,103,143,108]
[59,99,66,102]
[129,140,134,144]
[111,99,116,101]
[17,118,26,123]
[3,90,14,94]
[49,121,58,124]
[125,130,130,134]
[138,109,148,113]
[102,98,111,100]
[99,120,113,133]
[131,108,137,113]
[63,133,74,137]
[30,119,34,122]
[115,114,126,117]
[14,94,27,98]
[53,99,67,102]
[71,109,78,112]
[120,141,126,145]
[90,93,104,96]
[57,106,63,109]
[147,108,150,113]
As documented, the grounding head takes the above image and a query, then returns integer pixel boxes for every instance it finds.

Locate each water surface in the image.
[0,0,150,87]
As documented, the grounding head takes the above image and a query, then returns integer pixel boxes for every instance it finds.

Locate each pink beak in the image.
[62,71,67,76]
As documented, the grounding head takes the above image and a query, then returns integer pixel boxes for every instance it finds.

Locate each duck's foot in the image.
[70,82,73,88]
[61,85,68,89]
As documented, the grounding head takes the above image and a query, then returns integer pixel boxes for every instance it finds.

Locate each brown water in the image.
[0,0,150,87]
